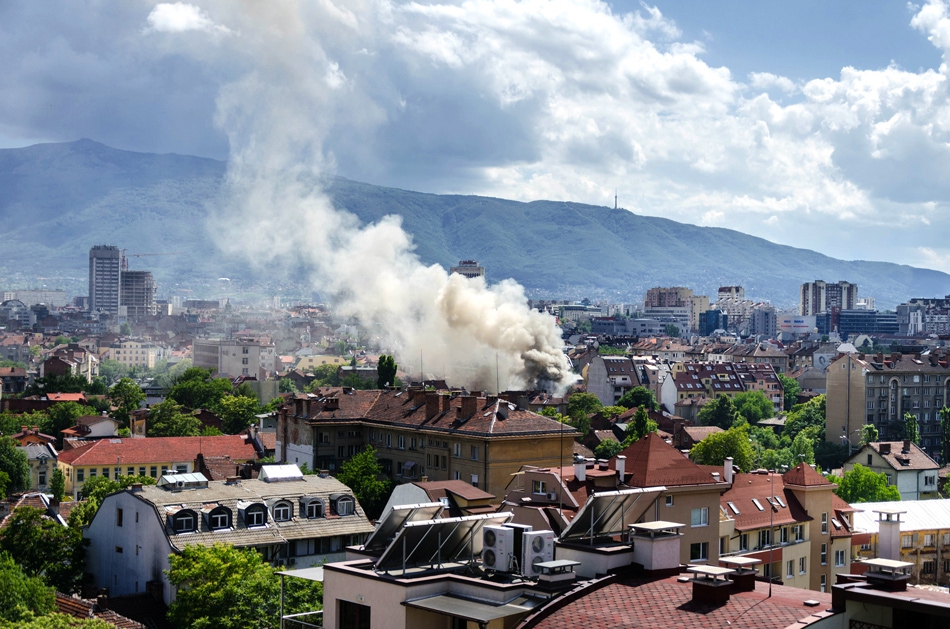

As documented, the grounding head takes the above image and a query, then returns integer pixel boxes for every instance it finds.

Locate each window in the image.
[410,437,416,450]
[787,560,794,578]
[337,498,354,516]
[454,470,461,480]
[799,557,807,574]
[751,498,764,511]
[77,469,85,482]
[759,529,772,548]
[306,501,323,518]
[242,357,248,365]
[925,475,936,486]
[116,546,123,554]
[923,560,935,574]
[454,443,461,457]
[245,508,266,527]
[924,534,935,547]
[793,524,804,541]
[161,466,168,475]
[102,468,110,479]
[665,495,674,507]
[471,445,479,461]
[867,454,873,466]
[689,542,708,562]
[471,474,479,488]
[385,434,392,448]
[944,533,950,546]
[116,508,123,527]
[38,472,46,486]
[780,527,788,544]
[242,347,249,354]
[273,502,292,522]
[139,466,146,476]
[338,446,345,458]
[739,533,748,551]
[902,534,915,548]
[690,507,708,527]
[533,480,547,495]
[835,549,846,567]
[820,543,827,565]
[820,574,826,593]
[210,511,230,530]
[821,513,828,534]
[174,513,195,533]
[398,435,405,450]
[945,560,950,573]
[150,466,157,478]
[89,468,97,478]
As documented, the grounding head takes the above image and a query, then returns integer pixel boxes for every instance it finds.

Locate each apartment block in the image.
[800,280,858,317]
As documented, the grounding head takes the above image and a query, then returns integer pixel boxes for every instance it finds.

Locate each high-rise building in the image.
[449,260,485,279]
[120,270,156,321]
[88,245,122,314]
[799,280,857,316]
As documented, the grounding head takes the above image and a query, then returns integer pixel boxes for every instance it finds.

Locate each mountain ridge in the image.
[1,139,947,309]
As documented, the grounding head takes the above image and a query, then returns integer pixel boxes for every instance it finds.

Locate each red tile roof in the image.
[45,392,87,402]
[58,435,256,466]
[859,441,940,471]
[610,432,723,487]
[782,462,833,487]
[524,573,834,629]
[720,472,811,531]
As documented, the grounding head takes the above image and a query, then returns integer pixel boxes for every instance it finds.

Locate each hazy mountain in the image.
[1,139,948,309]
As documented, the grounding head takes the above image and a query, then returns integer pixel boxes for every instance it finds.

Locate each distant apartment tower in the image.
[717,285,744,301]
[120,270,156,321]
[800,280,857,316]
[88,245,122,314]
[644,287,706,332]
[450,260,485,279]
[193,337,276,380]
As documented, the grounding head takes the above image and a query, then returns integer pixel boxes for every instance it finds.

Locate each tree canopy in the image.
[167,367,232,410]
[377,355,397,388]
[732,390,774,424]
[219,395,261,434]
[625,407,658,442]
[337,446,392,520]
[782,395,826,441]
[829,464,901,503]
[0,437,29,495]
[689,424,755,472]
[941,406,950,465]
[616,387,658,411]
[68,475,156,529]
[147,400,202,437]
[0,551,55,624]
[904,412,920,445]
[0,507,86,594]
[777,373,801,411]
[108,378,145,426]
[697,395,740,429]
[566,392,603,418]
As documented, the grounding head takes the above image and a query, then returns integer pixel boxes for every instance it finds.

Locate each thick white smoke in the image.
[203,2,572,392]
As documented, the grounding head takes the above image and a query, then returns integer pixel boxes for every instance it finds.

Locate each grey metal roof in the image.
[851,499,950,534]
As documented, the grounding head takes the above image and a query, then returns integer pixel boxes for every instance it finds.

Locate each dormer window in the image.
[330,494,355,516]
[306,501,323,518]
[202,505,232,531]
[238,501,268,528]
[169,509,198,534]
[272,501,293,522]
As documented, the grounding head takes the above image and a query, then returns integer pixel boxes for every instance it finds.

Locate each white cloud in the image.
[748,72,798,94]
[145,2,232,35]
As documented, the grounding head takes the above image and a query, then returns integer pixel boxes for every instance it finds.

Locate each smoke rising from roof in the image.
[206,2,571,392]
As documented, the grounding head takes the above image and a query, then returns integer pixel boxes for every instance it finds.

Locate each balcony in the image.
[282,611,322,629]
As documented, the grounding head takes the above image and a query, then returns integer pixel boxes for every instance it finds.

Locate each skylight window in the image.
[774,495,786,508]
[727,502,740,515]
[751,498,764,511]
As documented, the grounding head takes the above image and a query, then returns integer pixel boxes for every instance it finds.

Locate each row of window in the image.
[77,464,185,482]
[902,532,950,548]
[165,496,354,534]
[365,432,480,460]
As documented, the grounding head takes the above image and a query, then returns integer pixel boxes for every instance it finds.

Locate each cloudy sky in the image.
[4,1,950,272]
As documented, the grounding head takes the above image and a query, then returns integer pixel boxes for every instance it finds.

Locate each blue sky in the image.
[4,1,950,276]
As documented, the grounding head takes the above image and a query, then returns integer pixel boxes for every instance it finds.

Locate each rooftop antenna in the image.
[614,189,618,210]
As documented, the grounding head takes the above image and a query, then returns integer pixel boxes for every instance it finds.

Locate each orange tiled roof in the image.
[720,472,811,531]
[58,435,256,466]
[782,462,833,487]
[611,432,724,487]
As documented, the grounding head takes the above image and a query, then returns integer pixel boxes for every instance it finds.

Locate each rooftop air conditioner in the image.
[482,525,514,572]
[522,530,555,577]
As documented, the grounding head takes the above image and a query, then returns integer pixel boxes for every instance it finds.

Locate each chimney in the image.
[574,456,586,482]
[324,397,339,411]
[411,388,426,408]
[879,443,891,455]
[441,394,452,413]
[130,483,144,492]
[724,457,734,484]
[420,475,429,483]
[615,455,626,482]
[318,469,329,478]
[902,440,911,454]
[876,508,906,561]
[426,393,440,419]
[460,395,478,418]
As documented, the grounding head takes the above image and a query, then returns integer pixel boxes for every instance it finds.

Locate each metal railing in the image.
[281,610,323,629]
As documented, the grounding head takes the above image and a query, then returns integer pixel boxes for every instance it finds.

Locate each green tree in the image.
[625,407,658,442]
[574,319,592,334]
[119,322,132,336]
[0,438,29,494]
[616,386,658,411]
[154,358,192,391]
[219,395,261,434]
[0,472,9,501]
[167,368,232,410]
[601,406,627,420]
[22,374,88,397]
[593,439,624,460]
[1,613,114,628]
[42,402,93,448]
[49,469,65,502]
[147,400,202,437]
[860,423,879,445]
[68,475,157,529]
[732,390,774,424]
[337,446,392,520]
[663,323,680,337]
[167,543,279,629]
[97,360,129,387]
[569,412,591,439]
[829,464,901,503]
[108,378,144,425]
[377,355,397,388]
[777,373,801,411]
[278,377,298,394]
[304,364,340,388]
[597,346,627,356]
[697,395,740,429]
[566,393,603,418]
[783,395,826,441]
[0,551,55,624]
[904,412,920,446]
[689,424,755,472]
[0,507,86,593]
[941,406,950,465]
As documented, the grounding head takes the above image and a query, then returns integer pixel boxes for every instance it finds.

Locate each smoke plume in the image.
[202,2,572,392]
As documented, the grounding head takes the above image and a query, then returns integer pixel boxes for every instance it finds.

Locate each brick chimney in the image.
[902,440,911,454]
[324,397,340,411]
[879,443,891,455]
[441,394,452,413]
[426,393,440,419]
[460,395,478,418]
[411,388,426,408]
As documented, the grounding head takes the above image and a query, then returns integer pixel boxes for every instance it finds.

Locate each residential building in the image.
[586,355,641,406]
[851,500,950,585]
[751,304,777,337]
[119,270,156,321]
[719,464,854,592]
[660,362,744,413]
[0,365,27,395]
[825,352,950,461]
[718,285,745,301]
[277,388,575,500]
[57,435,257,499]
[9,425,56,447]
[83,466,373,605]
[194,336,276,379]
[896,296,950,335]
[800,280,858,317]
[449,259,485,279]
[17,442,58,492]
[60,414,121,441]
[108,339,162,370]
[89,245,122,315]
[733,363,784,413]
[843,441,939,500]
[380,479,496,520]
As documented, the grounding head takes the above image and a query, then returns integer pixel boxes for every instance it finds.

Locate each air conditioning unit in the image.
[521,530,555,577]
[546,492,558,501]
[288,558,296,566]
[482,525,514,572]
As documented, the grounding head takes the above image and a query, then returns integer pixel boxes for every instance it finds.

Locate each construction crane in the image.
[121,250,186,270]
